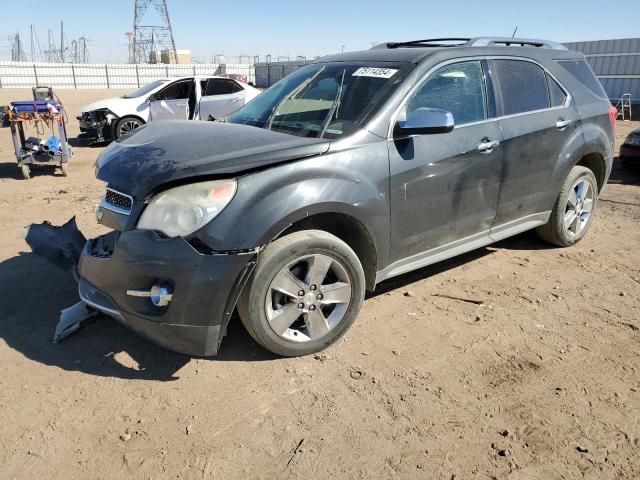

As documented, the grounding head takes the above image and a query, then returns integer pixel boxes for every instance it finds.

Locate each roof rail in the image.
[466,37,568,50]
[375,38,471,49]
[371,37,568,51]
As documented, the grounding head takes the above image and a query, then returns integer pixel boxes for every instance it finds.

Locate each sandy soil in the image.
[0,89,639,480]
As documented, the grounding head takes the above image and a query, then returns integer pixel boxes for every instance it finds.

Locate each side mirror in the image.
[394,107,454,137]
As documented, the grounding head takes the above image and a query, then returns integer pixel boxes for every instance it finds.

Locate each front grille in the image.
[104,188,133,214]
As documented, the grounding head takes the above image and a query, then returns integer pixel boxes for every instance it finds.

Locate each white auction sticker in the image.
[352,67,398,79]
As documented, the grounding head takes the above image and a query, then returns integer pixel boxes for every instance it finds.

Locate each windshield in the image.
[122,80,167,99]
[228,63,413,139]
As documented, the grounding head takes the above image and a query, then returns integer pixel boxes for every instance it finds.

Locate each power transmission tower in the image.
[70,36,91,63]
[44,29,60,62]
[79,36,90,63]
[11,33,27,61]
[30,25,44,62]
[131,0,177,64]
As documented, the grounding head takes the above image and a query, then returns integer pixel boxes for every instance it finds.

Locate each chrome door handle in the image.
[556,119,571,130]
[477,138,500,153]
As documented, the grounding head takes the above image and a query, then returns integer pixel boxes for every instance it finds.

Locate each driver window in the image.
[407,61,487,125]
[158,81,192,100]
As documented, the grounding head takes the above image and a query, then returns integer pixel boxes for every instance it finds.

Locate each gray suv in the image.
[77,37,615,357]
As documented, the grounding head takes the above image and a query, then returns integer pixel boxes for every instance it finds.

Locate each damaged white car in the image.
[77,75,261,142]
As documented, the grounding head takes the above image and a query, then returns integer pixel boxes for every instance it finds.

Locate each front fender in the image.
[196,147,390,268]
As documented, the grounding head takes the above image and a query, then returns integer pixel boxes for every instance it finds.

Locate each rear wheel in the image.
[20,164,30,179]
[537,166,598,247]
[238,230,365,357]
[114,116,143,139]
[60,162,69,177]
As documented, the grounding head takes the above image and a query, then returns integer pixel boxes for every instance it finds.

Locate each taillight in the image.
[609,105,617,132]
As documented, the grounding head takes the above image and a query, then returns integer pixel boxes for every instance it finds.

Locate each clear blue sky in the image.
[1,0,637,63]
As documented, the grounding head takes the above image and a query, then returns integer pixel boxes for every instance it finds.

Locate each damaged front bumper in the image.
[77,110,117,143]
[77,229,256,356]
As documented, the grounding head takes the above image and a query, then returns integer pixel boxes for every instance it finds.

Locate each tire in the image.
[20,164,30,180]
[60,162,69,177]
[536,166,598,247]
[114,116,143,139]
[237,230,366,357]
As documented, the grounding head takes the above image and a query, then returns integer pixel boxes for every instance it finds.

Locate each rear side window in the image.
[204,79,241,96]
[407,61,487,125]
[557,60,608,99]
[490,60,550,115]
[546,73,568,107]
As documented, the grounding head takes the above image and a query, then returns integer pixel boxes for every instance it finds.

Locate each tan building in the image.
[158,49,192,64]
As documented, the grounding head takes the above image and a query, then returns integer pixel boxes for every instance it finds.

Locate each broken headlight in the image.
[137,180,237,237]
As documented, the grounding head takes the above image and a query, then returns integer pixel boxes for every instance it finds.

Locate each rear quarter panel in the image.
[541,59,614,205]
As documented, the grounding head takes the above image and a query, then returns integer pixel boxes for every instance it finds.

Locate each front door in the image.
[149,79,194,121]
[389,60,503,263]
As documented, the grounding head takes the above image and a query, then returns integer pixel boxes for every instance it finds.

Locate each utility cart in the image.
[8,88,72,179]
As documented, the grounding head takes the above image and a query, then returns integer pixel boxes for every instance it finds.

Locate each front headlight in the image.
[137,179,237,237]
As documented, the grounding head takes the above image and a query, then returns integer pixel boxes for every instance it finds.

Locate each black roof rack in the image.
[371,37,568,51]
[378,38,471,49]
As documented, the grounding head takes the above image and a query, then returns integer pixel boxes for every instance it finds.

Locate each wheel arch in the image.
[275,211,379,292]
[575,151,607,192]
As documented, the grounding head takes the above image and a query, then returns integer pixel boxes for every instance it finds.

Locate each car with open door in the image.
[51,37,614,358]
[77,75,261,142]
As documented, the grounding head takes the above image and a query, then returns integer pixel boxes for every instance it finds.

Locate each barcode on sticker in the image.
[352,67,398,79]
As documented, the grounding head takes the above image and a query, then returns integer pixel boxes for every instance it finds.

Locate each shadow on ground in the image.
[0,161,64,180]
[609,157,640,186]
[0,216,564,380]
[0,252,277,382]
[372,228,554,297]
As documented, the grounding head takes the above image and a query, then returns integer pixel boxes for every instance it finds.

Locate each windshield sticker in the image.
[352,67,398,79]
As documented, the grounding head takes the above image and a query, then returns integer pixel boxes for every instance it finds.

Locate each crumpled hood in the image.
[95,120,331,197]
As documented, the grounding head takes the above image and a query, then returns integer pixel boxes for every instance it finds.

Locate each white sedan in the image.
[78,75,261,141]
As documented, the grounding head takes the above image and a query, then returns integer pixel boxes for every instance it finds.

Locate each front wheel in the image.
[537,166,598,247]
[114,116,143,139]
[237,230,365,357]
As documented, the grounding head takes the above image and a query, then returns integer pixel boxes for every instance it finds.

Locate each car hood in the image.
[95,120,331,197]
[81,96,145,117]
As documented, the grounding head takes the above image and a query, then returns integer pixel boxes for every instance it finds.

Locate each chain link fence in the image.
[0,62,255,89]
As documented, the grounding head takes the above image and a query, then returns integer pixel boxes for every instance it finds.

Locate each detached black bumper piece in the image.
[78,229,256,356]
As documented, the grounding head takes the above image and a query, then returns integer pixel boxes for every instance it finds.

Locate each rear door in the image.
[388,60,503,262]
[199,79,245,120]
[488,59,581,233]
[149,79,194,121]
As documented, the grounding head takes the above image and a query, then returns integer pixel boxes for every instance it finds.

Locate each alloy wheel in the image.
[119,119,142,136]
[564,178,594,237]
[264,254,352,343]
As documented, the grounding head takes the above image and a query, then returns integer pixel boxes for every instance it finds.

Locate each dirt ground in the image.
[0,89,638,480]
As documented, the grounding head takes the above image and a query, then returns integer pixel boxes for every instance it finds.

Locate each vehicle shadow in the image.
[371,228,555,297]
[68,136,110,148]
[608,156,640,186]
[0,252,276,382]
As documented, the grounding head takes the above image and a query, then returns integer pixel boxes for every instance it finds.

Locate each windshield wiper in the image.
[319,69,346,138]
[266,66,326,130]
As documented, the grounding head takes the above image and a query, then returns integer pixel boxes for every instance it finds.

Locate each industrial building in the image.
[565,38,640,109]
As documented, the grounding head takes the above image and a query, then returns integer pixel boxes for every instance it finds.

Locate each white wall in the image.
[0,62,255,89]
